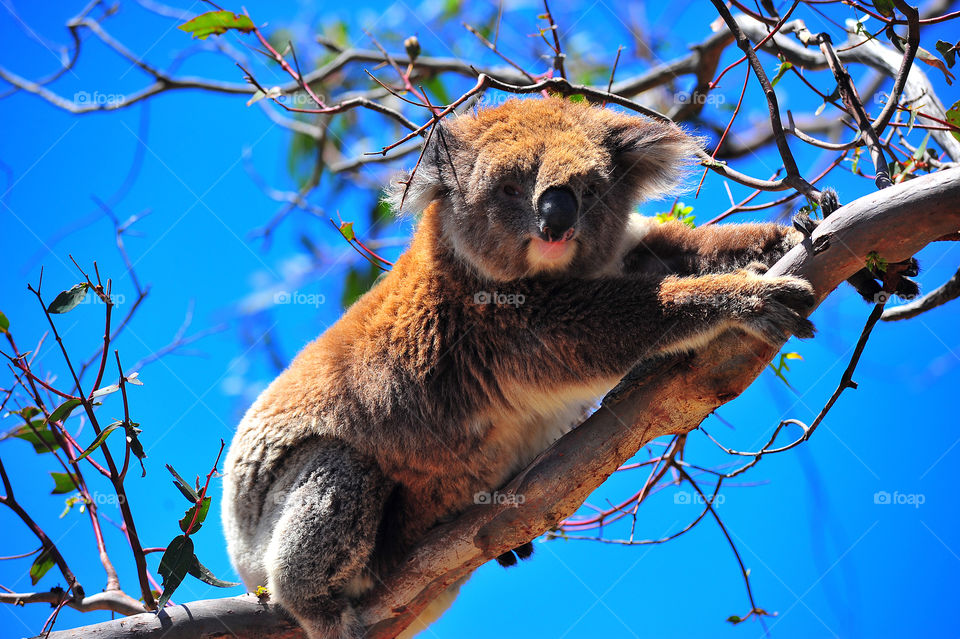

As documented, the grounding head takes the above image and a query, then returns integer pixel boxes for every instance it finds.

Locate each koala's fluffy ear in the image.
[385,123,463,215]
[605,117,702,201]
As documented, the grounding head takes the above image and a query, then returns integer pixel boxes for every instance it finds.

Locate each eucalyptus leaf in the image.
[188,555,240,588]
[29,547,56,585]
[48,399,81,424]
[75,421,124,461]
[157,535,194,608]
[47,283,89,314]
[50,471,79,495]
[177,11,255,40]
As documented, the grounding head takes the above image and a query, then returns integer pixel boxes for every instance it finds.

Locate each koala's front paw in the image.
[741,274,816,345]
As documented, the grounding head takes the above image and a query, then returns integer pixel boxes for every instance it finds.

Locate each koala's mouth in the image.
[526,236,577,272]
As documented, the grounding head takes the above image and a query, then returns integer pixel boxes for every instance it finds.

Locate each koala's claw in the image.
[820,187,840,216]
[792,211,817,236]
[744,275,816,344]
[514,540,534,560]
[495,550,518,567]
[496,541,534,568]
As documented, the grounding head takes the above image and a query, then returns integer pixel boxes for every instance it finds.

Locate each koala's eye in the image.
[501,183,522,197]
[585,183,602,199]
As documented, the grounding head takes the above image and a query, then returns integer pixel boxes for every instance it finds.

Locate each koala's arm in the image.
[623,220,804,277]
[509,269,814,385]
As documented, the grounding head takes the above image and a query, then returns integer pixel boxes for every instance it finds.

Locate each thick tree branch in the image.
[39,167,960,639]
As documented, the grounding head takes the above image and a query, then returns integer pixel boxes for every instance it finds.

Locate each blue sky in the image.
[1,1,959,638]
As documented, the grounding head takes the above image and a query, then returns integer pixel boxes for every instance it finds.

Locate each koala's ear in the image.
[606,117,702,201]
[385,123,464,214]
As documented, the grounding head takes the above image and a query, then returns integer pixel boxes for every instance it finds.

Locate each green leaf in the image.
[188,555,240,588]
[48,398,81,424]
[421,76,450,107]
[14,422,60,453]
[771,60,792,87]
[180,497,212,534]
[371,199,394,225]
[947,100,960,144]
[46,283,89,314]
[50,471,79,495]
[0,311,9,334]
[872,0,895,17]
[769,351,803,389]
[157,535,194,608]
[727,615,743,624]
[936,40,958,68]
[915,45,956,84]
[866,251,889,274]
[341,262,382,309]
[60,494,84,518]
[8,406,40,420]
[29,547,56,585]
[75,420,125,461]
[907,104,919,133]
[177,11,255,40]
[338,221,356,242]
[655,202,696,228]
[912,132,931,161]
[167,464,199,502]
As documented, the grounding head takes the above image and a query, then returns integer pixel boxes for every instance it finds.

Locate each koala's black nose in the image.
[537,187,579,242]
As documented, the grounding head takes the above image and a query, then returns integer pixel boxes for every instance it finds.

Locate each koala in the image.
[221,97,815,639]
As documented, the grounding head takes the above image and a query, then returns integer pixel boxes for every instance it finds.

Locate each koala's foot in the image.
[495,541,534,567]
[799,188,921,303]
[792,210,817,236]
[739,273,816,344]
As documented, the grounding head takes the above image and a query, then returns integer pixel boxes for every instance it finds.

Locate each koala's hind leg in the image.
[264,440,390,639]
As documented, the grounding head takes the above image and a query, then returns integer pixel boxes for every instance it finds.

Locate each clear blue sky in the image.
[1,1,959,638]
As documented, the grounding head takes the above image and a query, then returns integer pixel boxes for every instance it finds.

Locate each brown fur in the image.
[222,97,814,638]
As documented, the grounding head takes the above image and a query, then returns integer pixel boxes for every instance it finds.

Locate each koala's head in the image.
[387,97,701,281]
